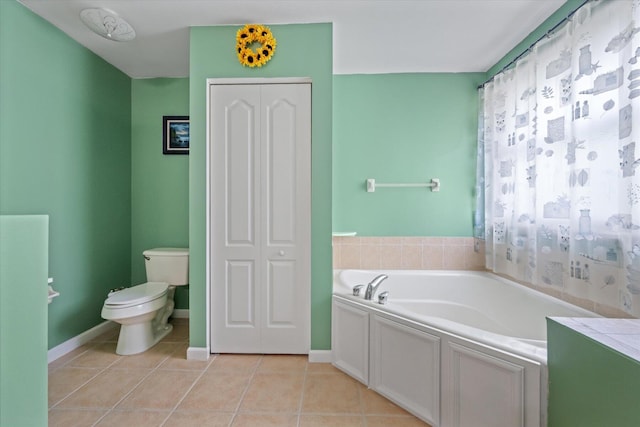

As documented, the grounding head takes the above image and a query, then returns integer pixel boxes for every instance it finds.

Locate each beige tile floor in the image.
[48,319,431,426]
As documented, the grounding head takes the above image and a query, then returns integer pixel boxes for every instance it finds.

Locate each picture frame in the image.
[162,116,190,155]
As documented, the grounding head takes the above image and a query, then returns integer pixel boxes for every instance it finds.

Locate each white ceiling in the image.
[18,0,567,78]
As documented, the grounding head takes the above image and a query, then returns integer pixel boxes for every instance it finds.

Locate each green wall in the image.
[0,216,48,426]
[131,78,190,309]
[189,23,333,349]
[332,73,485,236]
[332,0,587,237]
[0,1,132,349]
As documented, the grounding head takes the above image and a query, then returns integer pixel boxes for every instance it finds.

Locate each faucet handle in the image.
[378,291,389,305]
[352,284,365,296]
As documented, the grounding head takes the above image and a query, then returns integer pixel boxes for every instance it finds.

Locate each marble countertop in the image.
[549,317,640,363]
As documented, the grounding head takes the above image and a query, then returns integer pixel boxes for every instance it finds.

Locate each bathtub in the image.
[331,269,598,427]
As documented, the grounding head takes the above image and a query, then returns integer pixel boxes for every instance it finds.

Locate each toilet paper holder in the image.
[48,277,60,304]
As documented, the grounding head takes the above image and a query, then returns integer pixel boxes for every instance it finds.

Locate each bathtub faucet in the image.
[364,274,388,300]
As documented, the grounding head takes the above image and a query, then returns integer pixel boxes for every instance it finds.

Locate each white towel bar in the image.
[366,178,440,193]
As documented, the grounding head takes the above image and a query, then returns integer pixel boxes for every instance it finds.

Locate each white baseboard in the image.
[308,350,332,363]
[48,320,118,364]
[172,309,189,319]
[187,346,210,361]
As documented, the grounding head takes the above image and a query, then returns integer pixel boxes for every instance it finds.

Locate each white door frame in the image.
[204,77,312,355]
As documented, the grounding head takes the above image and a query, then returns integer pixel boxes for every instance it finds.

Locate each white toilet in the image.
[101,248,189,355]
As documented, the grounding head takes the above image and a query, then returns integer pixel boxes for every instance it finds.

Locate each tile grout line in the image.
[158,352,217,426]
[89,346,177,426]
[48,338,103,374]
[49,345,124,412]
[48,366,106,410]
[48,351,87,375]
[228,354,264,426]
[48,340,103,411]
[358,381,367,427]
[294,358,310,427]
[48,329,188,422]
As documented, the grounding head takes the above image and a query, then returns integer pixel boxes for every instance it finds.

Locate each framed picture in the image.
[163,116,190,155]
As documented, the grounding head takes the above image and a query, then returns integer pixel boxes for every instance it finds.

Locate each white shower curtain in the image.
[479,0,640,315]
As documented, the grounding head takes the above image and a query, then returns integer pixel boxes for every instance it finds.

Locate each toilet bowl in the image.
[102,282,170,355]
[101,248,189,355]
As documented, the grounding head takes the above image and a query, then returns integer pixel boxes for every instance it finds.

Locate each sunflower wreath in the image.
[236,24,277,68]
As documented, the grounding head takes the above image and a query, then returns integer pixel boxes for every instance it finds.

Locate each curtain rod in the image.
[478,0,592,89]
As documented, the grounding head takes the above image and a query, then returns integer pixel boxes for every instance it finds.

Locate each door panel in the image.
[267,260,296,325]
[266,97,296,244]
[226,99,256,246]
[225,260,255,326]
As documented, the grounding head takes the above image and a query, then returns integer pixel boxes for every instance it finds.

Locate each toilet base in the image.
[115,321,173,355]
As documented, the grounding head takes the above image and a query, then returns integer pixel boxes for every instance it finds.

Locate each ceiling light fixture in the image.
[79,8,135,42]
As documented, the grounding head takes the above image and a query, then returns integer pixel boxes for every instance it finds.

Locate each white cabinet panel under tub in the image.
[331,294,544,427]
[441,338,540,427]
[370,314,440,426]
[331,298,369,384]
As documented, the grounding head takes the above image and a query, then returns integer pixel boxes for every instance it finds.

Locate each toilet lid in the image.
[105,282,168,307]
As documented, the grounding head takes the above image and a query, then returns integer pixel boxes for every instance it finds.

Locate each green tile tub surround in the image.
[0,215,49,426]
[131,78,190,309]
[189,23,333,350]
[0,1,132,349]
[547,318,640,427]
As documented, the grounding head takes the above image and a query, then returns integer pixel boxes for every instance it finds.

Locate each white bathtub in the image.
[334,269,597,363]
[331,269,599,427]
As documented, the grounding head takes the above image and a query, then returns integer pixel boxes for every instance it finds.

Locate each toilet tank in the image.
[143,248,189,286]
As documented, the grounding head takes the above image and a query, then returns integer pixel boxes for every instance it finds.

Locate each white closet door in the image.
[259,84,311,353]
[210,82,310,354]
[210,84,262,352]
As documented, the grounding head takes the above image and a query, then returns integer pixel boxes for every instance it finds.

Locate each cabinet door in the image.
[331,299,369,384]
[441,339,535,427]
[370,314,440,426]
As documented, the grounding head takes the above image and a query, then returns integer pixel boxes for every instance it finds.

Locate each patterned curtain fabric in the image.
[479,0,640,315]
